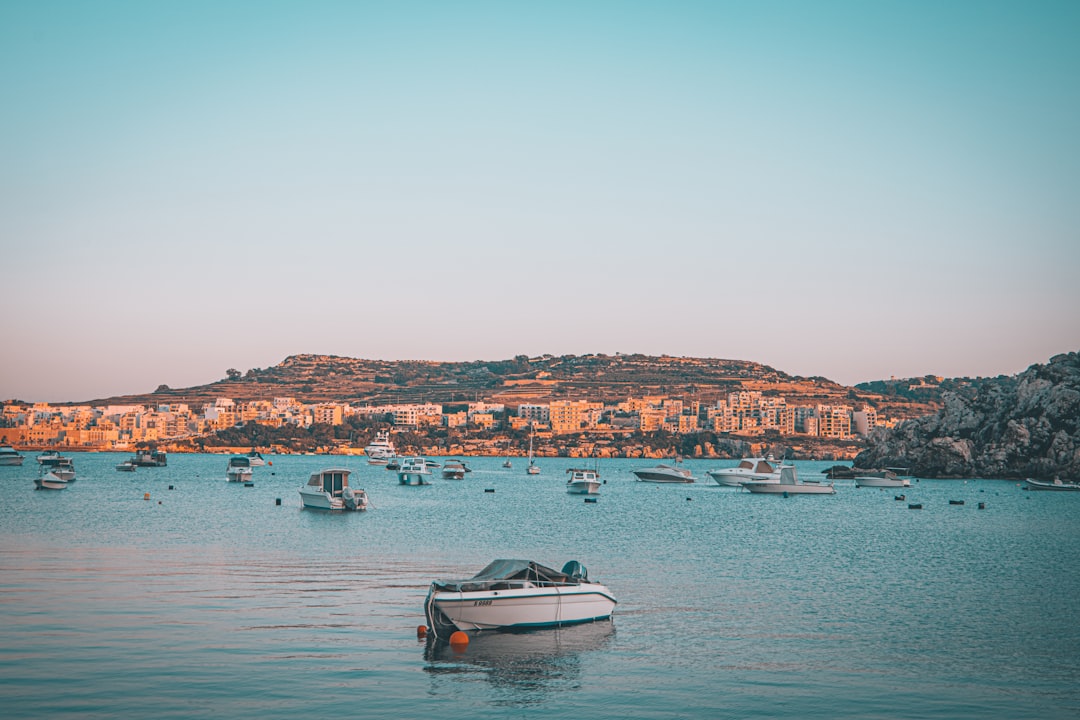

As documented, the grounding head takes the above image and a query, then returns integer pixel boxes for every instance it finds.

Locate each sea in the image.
[2,453,1078,719]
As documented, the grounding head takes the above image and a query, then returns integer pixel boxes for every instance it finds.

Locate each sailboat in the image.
[526,430,540,475]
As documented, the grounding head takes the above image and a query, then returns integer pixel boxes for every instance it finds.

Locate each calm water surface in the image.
[1,453,1078,718]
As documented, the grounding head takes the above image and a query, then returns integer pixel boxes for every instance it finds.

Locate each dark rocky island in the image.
[855,352,1080,479]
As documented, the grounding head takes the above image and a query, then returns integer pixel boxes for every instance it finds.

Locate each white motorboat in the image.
[365,431,395,465]
[566,468,601,495]
[633,461,695,483]
[854,469,911,488]
[0,445,25,466]
[707,456,790,487]
[743,466,835,495]
[226,455,254,483]
[502,459,513,468]
[115,460,137,472]
[35,469,71,490]
[245,450,266,467]
[1025,477,1080,491]
[398,456,432,485]
[424,559,617,638]
[299,467,369,510]
[442,459,469,479]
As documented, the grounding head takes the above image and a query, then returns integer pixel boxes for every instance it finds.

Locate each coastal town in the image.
[0,389,903,460]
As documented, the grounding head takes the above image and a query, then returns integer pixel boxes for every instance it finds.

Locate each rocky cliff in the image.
[854,352,1080,479]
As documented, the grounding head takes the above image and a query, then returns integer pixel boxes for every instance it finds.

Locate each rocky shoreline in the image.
[855,352,1080,480]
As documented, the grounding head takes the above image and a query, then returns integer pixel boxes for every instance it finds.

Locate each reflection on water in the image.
[424,621,615,702]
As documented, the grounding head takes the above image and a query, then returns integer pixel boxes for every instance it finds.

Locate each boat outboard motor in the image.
[561,561,587,582]
[343,487,358,510]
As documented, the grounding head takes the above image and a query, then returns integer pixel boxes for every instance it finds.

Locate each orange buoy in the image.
[144,492,150,501]
[449,631,469,648]
[416,625,428,638]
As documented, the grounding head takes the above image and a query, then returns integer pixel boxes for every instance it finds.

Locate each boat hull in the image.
[427,584,616,634]
[298,488,367,510]
[1025,478,1080,491]
[743,481,835,494]
[35,477,69,490]
[855,476,910,488]
[0,457,25,466]
[567,481,600,495]
[226,470,253,483]
[398,472,431,485]
[633,471,693,483]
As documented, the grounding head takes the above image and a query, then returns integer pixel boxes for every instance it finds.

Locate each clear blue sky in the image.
[2,1,1078,402]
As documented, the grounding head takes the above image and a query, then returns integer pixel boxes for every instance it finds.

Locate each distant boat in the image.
[566,467,601,495]
[115,460,137,472]
[743,466,835,495]
[0,445,25,466]
[36,451,64,466]
[398,457,432,485]
[442,460,469,480]
[502,459,512,469]
[36,459,76,489]
[855,469,911,488]
[130,449,167,467]
[226,455,254,483]
[707,456,790,487]
[299,467,369,511]
[633,460,695,483]
[526,432,540,475]
[245,450,266,467]
[1025,477,1080,491]
[365,431,395,465]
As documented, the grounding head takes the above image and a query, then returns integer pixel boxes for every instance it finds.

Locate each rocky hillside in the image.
[854,352,1080,479]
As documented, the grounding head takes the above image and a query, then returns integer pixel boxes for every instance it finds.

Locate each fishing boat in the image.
[365,431,395,465]
[225,455,254,483]
[398,456,432,485]
[707,456,790,487]
[424,559,617,638]
[854,469,911,488]
[1025,477,1080,491]
[298,467,369,510]
[633,460,695,483]
[0,445,25,466]
[743,466,835,495]
[566,467,601,495]
[442,459,469,479]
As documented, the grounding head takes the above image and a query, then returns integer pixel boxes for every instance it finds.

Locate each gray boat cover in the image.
[432,559,575,592]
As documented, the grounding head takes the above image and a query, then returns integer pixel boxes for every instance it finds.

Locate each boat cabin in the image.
[308,468,352,497]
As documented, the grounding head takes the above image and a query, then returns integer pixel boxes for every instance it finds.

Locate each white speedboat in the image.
[0,445,25,466]
[743,466,835,495]
[707,456,790,487]
[854,469,911,488]
[398,456,432,485]
[633,462,695,483]
[35,469,72,490]
[365,431,395,465]
[1025,477,1080,491]
[115,460,137,472]
[299,467,369,510]
[245,450,266,467]
[424,559,617,638]
[226,455,254,483]
[566,468,601,495]
[442,460,469,479]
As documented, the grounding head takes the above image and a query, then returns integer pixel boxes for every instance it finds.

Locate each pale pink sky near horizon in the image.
[3,2,1078,403]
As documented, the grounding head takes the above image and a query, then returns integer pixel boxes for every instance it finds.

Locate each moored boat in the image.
[246,450,266,467]
[36,451,64,466]
[1025,477,1080,491]
[442,459,469,479]
[743,466,835,495]
[365,431,395,465]
[299,467,369,510]
[633,461,695,483]
[35,470,71,490]
[115,460,137,472]
[130,449,167,467]
[854,469,911,488]
[226,455,254,483]
[398,456,432,485]
[424,559,616,638]
[707,456,790,487]
[0,445,25,466]
[566,467,601,494]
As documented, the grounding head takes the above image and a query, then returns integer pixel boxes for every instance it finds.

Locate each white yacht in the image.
[245,450,266,467]
[566,467,601,495]
[424,559,616,638]
[0,445,25,466]
[397,457,432,485]
[226,455,254,483]
[707,456,791,487]
[633,461,695,483]
[441,460,469,479]
[365,431,395,465]
[36,451,64,466]
[36,459,76,489]
[299,468,369,511]
[743,466,835,495]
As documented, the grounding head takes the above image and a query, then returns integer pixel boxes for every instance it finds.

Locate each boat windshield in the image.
[432,559,575,592]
